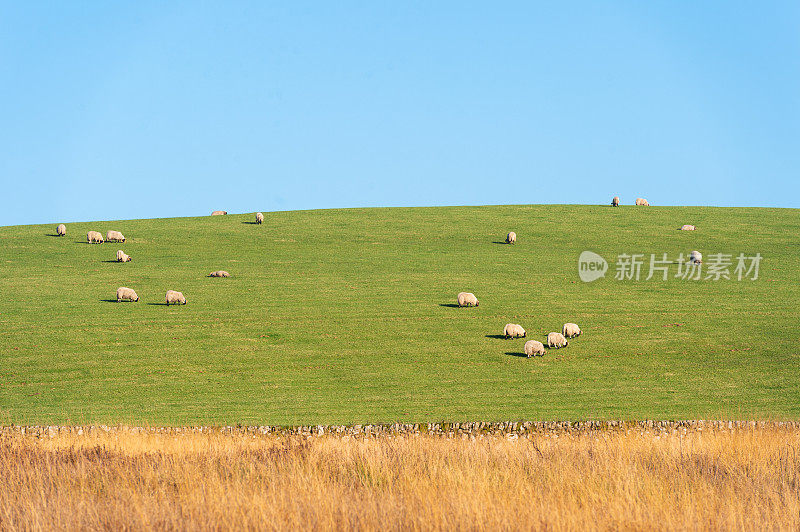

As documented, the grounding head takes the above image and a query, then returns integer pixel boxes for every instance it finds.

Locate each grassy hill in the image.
[1,205,798,425]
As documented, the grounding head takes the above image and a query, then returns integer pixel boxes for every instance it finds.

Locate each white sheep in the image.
[611,196,620,207]
[116,287,139,302]
[116,250,132,262]
[457,292,479,307]
[106,230,125,242]
[690,250,702,264]
[87,231,104,244]
[504,323,526,339]
[209,270,230,278]
[255,212,264,224]
[166,290,187,305]
[56,224,66,236]
[524,340,545,358]
[562,323,581,338]
[680,225,696,231]
[211,210,227,216]
[635,198,650,206]
[506,232,517,244]
[547,332,568,348]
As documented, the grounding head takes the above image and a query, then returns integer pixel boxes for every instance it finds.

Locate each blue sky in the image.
[1,2,798,226]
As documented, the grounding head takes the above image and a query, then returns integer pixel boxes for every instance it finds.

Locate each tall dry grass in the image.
[0,427,798,530]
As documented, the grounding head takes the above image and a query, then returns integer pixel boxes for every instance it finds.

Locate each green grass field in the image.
[1,205,798,425]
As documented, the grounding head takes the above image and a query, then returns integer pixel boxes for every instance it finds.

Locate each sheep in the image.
[611,196,620,207]
[209,270,230,278]
[106,230,125,242]
[457,292,479,307]
[690,250,702,264]
[56,224,66,236]
[255,212,264,224]
[635,198,650,206]
[116,250,132,262]
[211,211,227,216]
[547,332,568,348]
[504,323,526,339]
[116,287,139,302]
[562,323,581,338]
[524,340,546,358]
[166,290,187,305]
[506,231,516,244]
[87,231,104,244]
[680,225,696,231]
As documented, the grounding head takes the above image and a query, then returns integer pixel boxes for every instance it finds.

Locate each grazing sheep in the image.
[690,250,702,264]
[562,323,581,338]
[680,225,696,231]
[635,198,650,206]
[524,340,546,358]
[611,196,620,207]
[209,270,230,278]
[166,290,187,305]
[56,224,66,236]
[457,292,479,307]
[106,230,125,242]
[547,332,568,348]
[547,332,569,349]
[504,323,526,339]
[116,250,132,262]
[255,212,264,224]
[116,287,139,302]
[87,231,104,244]
[211,210,227,216]
[506,232,517,244]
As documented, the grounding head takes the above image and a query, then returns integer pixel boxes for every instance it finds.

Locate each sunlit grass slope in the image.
[0,205,798,424]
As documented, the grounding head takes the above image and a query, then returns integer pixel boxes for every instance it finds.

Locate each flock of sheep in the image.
[612,196,650,207]
[462,228,583,358]
[612,198,701,256]
[54,210,265,305]
[55,202,695,358]
[457,196,700,358]
[456,282,583,359]
[611,195,697,229]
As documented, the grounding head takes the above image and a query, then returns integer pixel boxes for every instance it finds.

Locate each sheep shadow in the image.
[146,302,170,306]
[505,351,528,358]
[439,303,461,308]
[46,234,64,237]
[485,334,508,340]
[491,241,510,245]
[101,260,120,263]
[241,221,260,225]
[99,299,119,303]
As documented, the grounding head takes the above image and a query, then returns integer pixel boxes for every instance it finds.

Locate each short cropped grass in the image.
[0,205,798,425]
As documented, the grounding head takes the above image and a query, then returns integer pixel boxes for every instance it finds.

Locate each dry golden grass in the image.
[1,427,798,530]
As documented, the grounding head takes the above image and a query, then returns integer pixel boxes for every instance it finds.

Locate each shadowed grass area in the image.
[0,205,798,425]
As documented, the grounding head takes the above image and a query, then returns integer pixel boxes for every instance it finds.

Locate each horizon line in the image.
[2,202,796,229]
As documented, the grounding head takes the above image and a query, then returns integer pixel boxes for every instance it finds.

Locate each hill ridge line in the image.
[4,203,797,228]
